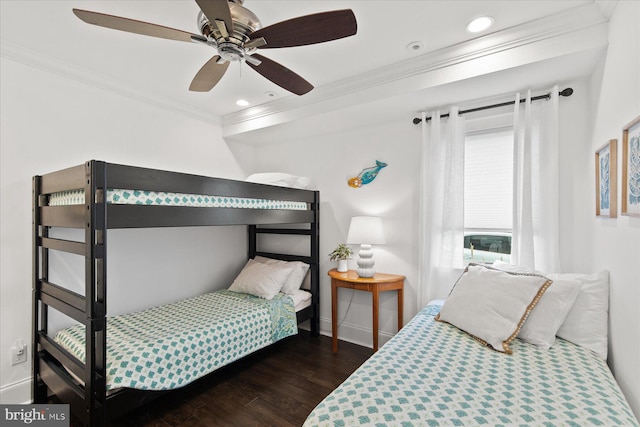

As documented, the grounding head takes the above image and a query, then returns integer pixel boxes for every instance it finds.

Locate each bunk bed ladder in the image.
[248,190,321,336]
[32,174,47,403]
[32,161,109,427]
[84,161,108,426]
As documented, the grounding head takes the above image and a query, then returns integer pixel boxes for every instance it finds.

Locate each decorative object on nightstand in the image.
[346,216,385,278]
[329,243,353,273]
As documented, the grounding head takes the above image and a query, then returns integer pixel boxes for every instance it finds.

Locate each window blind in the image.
[464,129,513,230]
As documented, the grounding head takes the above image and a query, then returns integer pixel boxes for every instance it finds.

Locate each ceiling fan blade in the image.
[249,9,357,49]
[189,55,230,92]
[72,9,203,43]
[195,0,234,36]
[247,54,313,96]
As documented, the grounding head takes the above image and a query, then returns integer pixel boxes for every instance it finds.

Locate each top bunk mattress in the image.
[48,189,308,210]
[303,302,639,427]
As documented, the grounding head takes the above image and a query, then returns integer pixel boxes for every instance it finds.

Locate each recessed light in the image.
[236,99,250,107]
[466,16,494,33]
[265,91,276,98]
[405,41,424,53]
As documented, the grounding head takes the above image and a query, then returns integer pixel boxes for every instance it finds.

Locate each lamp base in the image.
[356,244,376,278]
[357,267,376,278]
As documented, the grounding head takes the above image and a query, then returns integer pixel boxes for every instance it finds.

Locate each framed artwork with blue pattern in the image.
[595,139,617,218]
[622,116,640,216]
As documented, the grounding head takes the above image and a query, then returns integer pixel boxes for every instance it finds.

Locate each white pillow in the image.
[290,289,312,311]
[490,261,582,349]
[553,270,609,359]
[245,173,311,189]
[436,264,551,354]
[492,260,545,275]
[228,259,294,300]
[253,256,310,294]
[518,277,581,349]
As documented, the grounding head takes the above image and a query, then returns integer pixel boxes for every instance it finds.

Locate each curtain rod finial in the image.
[559,88,573,97]
[413,117,422,125]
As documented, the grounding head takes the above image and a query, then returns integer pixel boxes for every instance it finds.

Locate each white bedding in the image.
[290,289,312,311]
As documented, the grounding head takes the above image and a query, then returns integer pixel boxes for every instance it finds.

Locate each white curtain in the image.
[418,108,466,308]
[511,86,560,272]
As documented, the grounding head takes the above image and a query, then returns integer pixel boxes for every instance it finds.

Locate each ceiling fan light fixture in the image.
[466,16,494,33]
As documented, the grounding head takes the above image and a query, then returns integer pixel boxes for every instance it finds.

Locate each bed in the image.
[53,289,304,391]
[32,160,320,427]
[303,264,639,427]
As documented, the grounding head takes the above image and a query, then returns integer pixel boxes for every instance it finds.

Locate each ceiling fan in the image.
[72,0,357,96]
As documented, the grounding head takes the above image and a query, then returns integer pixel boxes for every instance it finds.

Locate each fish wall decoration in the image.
[348,160,388,188]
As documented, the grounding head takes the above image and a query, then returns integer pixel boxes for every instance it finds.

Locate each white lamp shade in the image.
[346,216,386,245]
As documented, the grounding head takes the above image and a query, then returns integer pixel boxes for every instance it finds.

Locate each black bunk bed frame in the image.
[32,160,320,426]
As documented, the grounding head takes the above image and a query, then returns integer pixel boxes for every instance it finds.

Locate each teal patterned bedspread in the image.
[54,290,297,391]
[48,188,307,210]
[304,304,639,427]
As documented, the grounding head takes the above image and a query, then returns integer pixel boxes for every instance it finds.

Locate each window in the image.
[463,128,513,263]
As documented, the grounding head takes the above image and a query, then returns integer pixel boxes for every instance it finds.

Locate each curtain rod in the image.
[412,88,573,125]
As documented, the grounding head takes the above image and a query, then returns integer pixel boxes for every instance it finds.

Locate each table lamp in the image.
[346,216,386,278]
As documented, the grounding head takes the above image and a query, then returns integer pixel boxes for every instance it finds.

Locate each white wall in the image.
[0,58,248,403]
[584,0,640,417]
[242,24,639,415]
[240,119,422,347]
[1,1,637,419]
[243,83,596,342]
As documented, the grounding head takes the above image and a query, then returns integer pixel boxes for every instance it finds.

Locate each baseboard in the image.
[0,377,31,404]
[318,316,393,349]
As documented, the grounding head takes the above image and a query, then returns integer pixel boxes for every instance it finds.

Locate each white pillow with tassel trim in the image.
[436,264,551,354]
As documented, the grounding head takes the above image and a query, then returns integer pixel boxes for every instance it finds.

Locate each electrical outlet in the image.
[11,341,27,365]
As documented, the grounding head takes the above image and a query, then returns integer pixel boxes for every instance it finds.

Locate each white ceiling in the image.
[0,1,613,143]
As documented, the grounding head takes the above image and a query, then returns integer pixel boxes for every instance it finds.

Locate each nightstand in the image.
[329,269,404,352]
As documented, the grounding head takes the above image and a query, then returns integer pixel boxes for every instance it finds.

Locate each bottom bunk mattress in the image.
[54,290,297,391]
[303,302,639,427]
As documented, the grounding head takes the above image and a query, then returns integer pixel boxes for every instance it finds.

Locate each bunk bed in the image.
[32,160,320,427]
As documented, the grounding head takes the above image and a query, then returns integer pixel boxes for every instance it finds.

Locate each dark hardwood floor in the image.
[70,332,372,427]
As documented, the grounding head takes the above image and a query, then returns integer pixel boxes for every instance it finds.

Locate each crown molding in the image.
[0,40,222,127]
[222,2,609,135]
[1,1,610,136]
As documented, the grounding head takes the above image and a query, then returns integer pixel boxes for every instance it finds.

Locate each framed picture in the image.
[622,116,640,216]
[595,139,617,218]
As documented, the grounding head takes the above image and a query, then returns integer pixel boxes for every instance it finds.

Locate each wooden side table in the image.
[329,269,404,352]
